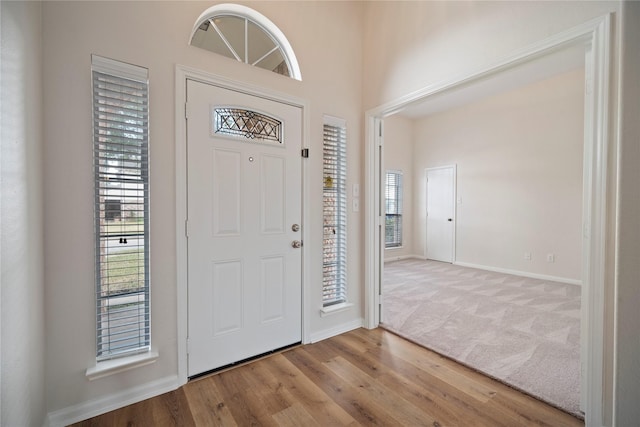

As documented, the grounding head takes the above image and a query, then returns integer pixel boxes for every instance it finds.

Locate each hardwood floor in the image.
[72,328,583,427]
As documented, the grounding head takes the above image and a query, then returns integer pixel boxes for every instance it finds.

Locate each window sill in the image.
[385,246,404,250]
[86,351,159,381]
[320,302,353,317]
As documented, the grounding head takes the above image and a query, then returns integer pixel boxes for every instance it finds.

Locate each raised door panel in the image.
[260,256,285,323]
[212,149,242,237]
[211,260,243,336]
[260,154,286,234]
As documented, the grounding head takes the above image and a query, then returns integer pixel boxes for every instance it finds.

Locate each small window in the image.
[92,55,150,360]
[385,171,403,248]
[213,107,282,143]
[322,117,347,307]
[190,4,301,80]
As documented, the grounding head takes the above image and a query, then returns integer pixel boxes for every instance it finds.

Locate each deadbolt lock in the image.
[291,224,300,232]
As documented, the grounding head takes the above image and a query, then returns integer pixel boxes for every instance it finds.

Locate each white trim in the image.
[309,319,363,343]
[364,116,383,329]
[323,114,346,129]
[453,262,582,287]
[46,375,180,427]
[85,351,159,381]
[581,14,611,426]
[382,256,583,285]
[189,4,302,81]
[319,302,354,317]
[366,14,610,118]
[364,14,612,426]
[386,169,403,175]
[384,254,424,263]
[175,64,310,385]
[91,54,148,82]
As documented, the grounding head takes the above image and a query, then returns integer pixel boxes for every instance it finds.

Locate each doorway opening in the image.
[365,14,612,425]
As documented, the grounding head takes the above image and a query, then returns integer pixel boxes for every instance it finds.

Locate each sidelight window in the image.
[92,55,150,360]
[322,117,347,307]
[385,171,403,248]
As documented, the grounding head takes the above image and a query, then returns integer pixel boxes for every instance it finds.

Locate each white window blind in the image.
[322,117,347,307]
[92,55,150,360]
[385,171,403,248]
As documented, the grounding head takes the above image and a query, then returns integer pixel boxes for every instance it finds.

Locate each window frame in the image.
[92,55,151,362]
[189,4,302,81]
[385,170,403,249]
[322,116,348,308]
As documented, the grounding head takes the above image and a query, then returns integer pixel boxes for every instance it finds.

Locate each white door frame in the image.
[425,165,457,262]
[175,65,310,385]
[364,14,612,425]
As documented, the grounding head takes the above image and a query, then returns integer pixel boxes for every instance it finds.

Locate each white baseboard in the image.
[384,254,426,263]
[309,318,363,343]
[453,261,582,286]
[45,375,180,427]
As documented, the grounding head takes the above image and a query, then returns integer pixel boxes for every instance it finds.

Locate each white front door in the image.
[186,80,303,377]
[426,166,455,263]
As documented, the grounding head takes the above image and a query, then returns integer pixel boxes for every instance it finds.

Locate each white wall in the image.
[42,0,364,420]
[413,69,584,281]
[614,1,640,423]
[383,116,415,260]
[0,1,46,426]
[362,1,627,424]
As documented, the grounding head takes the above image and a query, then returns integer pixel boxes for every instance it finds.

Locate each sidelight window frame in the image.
[385,170,403,248]
[92,55,151,362]
[322,116,348,307]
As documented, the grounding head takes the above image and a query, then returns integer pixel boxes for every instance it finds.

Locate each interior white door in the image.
[186,80,302,377]
[426,166,455,263]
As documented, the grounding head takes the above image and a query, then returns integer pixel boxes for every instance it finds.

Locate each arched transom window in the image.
[190,4,302,80]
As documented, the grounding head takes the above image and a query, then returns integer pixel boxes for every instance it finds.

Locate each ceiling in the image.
[396,43,585,119]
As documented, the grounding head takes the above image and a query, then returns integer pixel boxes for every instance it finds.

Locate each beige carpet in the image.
[382,259,581,417]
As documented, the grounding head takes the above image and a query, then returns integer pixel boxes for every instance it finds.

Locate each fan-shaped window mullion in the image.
[209,18,241,62]
[252,46,279,67]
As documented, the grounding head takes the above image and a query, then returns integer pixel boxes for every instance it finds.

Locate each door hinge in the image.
[379,122,383,137]
[301,148,309,158]
[186,338,190,355]
[185,219,189,237]
[185,102,190,119]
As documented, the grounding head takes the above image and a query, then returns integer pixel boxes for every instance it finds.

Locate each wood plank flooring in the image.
[72,328,583,427]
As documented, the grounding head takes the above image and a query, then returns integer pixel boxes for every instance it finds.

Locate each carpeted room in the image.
[381,64,585,416]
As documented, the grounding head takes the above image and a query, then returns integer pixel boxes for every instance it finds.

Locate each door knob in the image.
[291,240,303,248]
[448,218,453,222]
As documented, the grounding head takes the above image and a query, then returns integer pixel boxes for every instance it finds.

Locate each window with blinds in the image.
[385,171,403,248]
[322,118,347,307]
[92,55,150,360]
